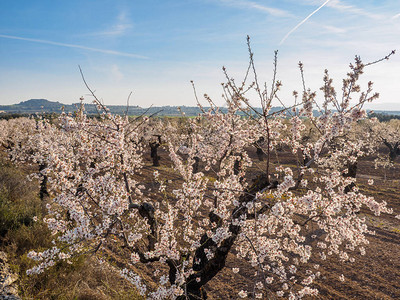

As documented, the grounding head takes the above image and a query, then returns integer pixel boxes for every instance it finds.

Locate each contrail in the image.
[279,0,332,45]
[0,34,148,59]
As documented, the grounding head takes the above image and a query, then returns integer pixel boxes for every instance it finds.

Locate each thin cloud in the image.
[392,13,400,19]
[326,0,383,20]
[217,0,292,17]
[110,64,124,81]
[279,0,331,45]
[92,11,133,37]
[323,25,346,34]
[0,34,148,59]
[301,0,384,19]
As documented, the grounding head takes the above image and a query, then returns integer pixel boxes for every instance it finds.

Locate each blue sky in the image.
[0,0,399,110]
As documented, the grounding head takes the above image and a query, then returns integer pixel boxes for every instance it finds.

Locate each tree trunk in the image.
[343,162,357,193]
[39,163,48,200]
[255,137,265,161]
[172,176,271,299]
[150,142,160,167]
[192,156,200,174]
[383,140,399,162]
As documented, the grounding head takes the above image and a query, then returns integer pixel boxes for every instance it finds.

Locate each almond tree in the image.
[0,116,52,199]
[0,117,37,154]
[369,119,400,162]
[13,40,399,299]
[366,118,400,180]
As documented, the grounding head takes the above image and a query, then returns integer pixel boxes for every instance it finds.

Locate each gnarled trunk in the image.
[150,135,162,167]
[39,163,48,200]
[169,176,271,299]
[343,162,357,193]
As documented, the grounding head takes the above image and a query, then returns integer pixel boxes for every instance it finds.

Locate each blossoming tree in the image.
[4,39,398,299]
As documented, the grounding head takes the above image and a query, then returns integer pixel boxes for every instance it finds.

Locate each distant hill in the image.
[0,99,66,114]
[0,99,268,117]
[1,99,399,118]
[0,99,141,115]
[18,99,63,108]
[369,110,400,115]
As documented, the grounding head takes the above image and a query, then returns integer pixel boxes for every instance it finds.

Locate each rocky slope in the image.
[0,252,20,300]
